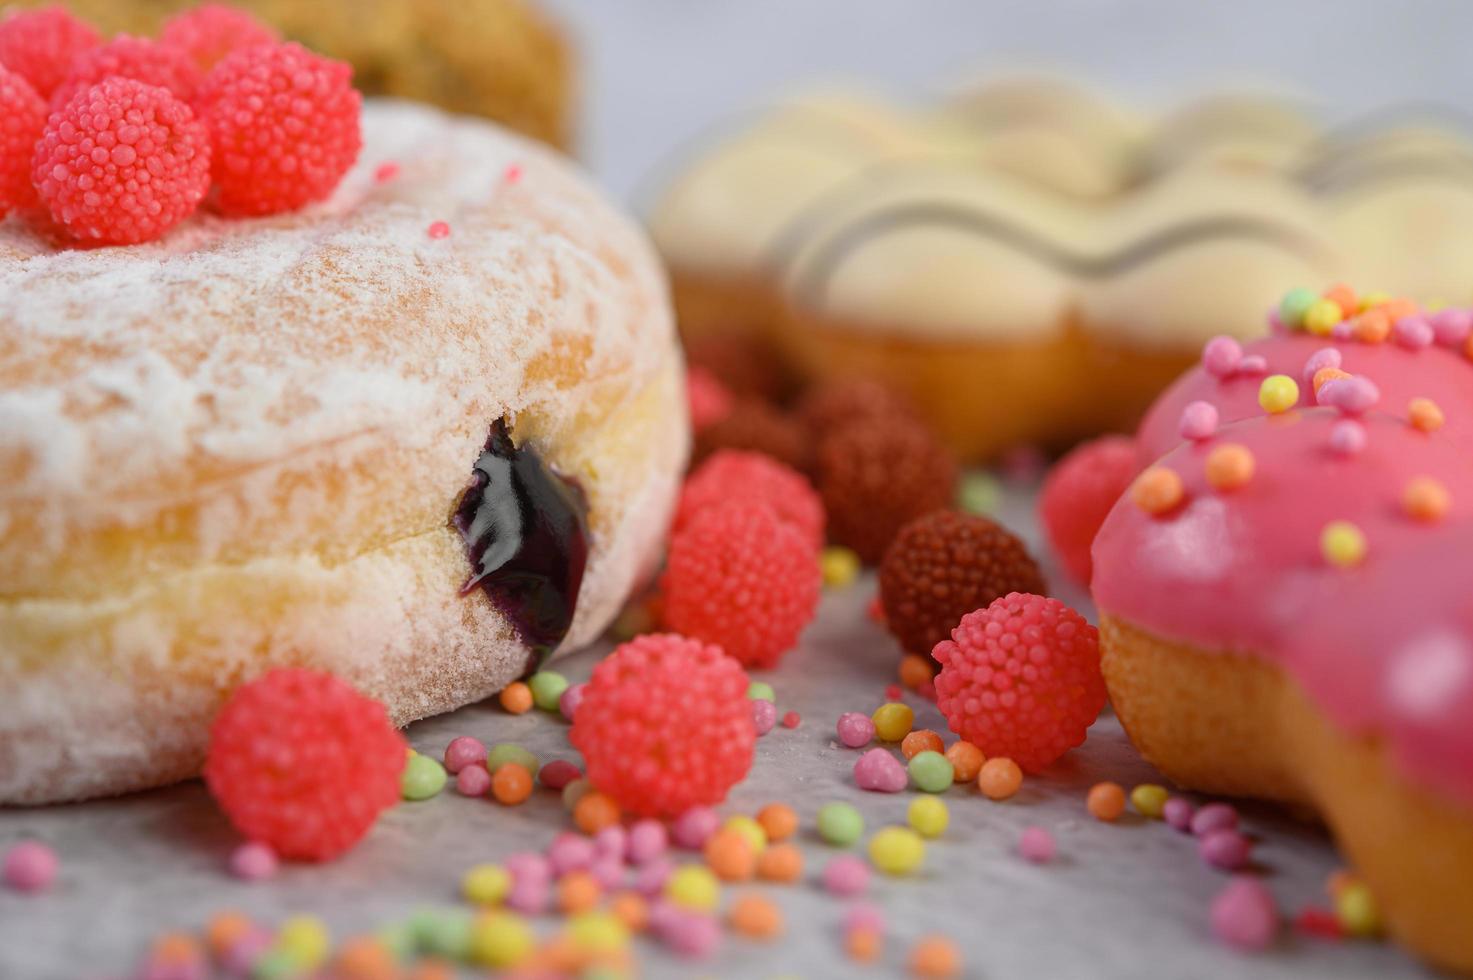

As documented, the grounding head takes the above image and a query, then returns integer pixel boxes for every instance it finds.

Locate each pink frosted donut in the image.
[1093,329,1473,970]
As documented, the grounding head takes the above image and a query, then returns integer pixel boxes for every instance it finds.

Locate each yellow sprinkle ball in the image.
[1357,290,1391,312]
[1311,366,1350,393]
[820,546,861,589]
[1130,466,1185,515]
[1321,520,1367,568]
[276,916,331,970]
[1353,311,1391,344]
[1258,375,1300,414]
[665,865,721,911]
[462,863,512,906]
[1302,298,1343,336]
[1204,443,1255,491]
[722,814,768,855]
[1335,882,1383,938]
[871,702,915,742]
[566,911,629,954]
[1408,397,1445,433]
[898,654,935,690]
[1403,476,1451,523]
[469,912,535,969]
[868,826,926,875]
[1129,784,1169,819]
[907,796,950,838]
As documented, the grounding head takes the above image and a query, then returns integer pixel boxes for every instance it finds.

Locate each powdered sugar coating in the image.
[0,100,686,803]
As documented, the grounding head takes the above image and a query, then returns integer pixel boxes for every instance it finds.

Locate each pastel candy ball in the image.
[455,764,491,797]
[672,806,721,850]
[1318,376,1380,415]
[1163,797,1196,832]
[528,671,569,711]
[1210,877,1280,951]
[907,796,950,838]
[1257,375,1300,414]
[229,841,278,882]
[854,748,908,793]
[907,751,954,793]
[1018,826,1056,863]
[836,712,876,748]
[747,681,776,702]
[487,743,539,775]
[1277,288,1318,329]
[665,865,720,912]
[1178,400,1219,441]
[1394,315,1434,350]
[1190,802,1239,836]
[822,854,872,897]
[871,702,914,742]
[1328,419,1367,456]
[1201,335,1243,377]
[817,802,865,846]
[868,827,925,876]
[462,864,512,905]
[752,698,778,736]
[401,754,447,800]
[627,819,669,865]
[443,736,486,774]
[559,683,586,721]
[1129,784,1169,818]
[3,841,57,893]
[1199,829,1253,871]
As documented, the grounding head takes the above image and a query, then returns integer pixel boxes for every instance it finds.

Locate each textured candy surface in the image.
[674,450,824,551]
[49,35,203,109]
[1037,435,1139,585]
[0,66,45,215]
[159,3,280,70]
[0,7,101,97]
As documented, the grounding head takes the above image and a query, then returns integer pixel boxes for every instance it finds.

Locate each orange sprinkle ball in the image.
[901,729,945,760]
[1381,297,1418,322]
[206,912,253,958]
[491,762,534,805]
[1403,477,1452,523]
[1327,868,1357,899]
[498,681,533,714]
[909,935,962,978]
[1409,397,1445,433]
[334,937,398,980]
[408,961,454,980]
[756,842,804,883]
[573,790,622,833]
[977,757,1023,800]
[557,871,603,913]
[1086,781,1127,821]
[1204,443,1255,491]
[898,654,935,690]
[1353,310,1390,344]
[1312,366,1351,394]
[846,928,883,963]
[729,894,785,939]
[756,803,799,843]
[704,828,756,881]
[944,741,985,782]
[151,934,202,965]
[1131,466,1184,515]
[610,891,650,932]
[1323,283,1357,318]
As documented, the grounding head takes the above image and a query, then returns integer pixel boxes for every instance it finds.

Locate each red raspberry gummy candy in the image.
[662,500,821,669]
[1038,435,1138,585]
[570,634,755,817]
[49,35,204,110]
[933,593,1106,772]
[159,3,280,71]
[205,668,406,861]
[0,65,46,216]
[32,77,211,245]
[195,42,362,216]
[675,449,825,551]
[0,6,101,98]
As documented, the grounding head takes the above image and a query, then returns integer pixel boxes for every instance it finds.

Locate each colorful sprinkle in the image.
[781,710,801,729]
[491,762,533,806]
[1394,315,1434,350]
[1202,335,1244,377]
[1302,299,1342,336]
[1328,419,1368,456]
[228,841,278,881]
[1163,796,1196,832]
[854,747,909,793]
[3,841,57,893]
[756,843,804,883]
[898,654,935,691]
[747,681,776,702]
[462,863,512,905]
[538,759,580,791]
[1018,826,1056,863]
[1085,782,1126,821]
[1258,375,1300,414]
[943,740,985,782]
[1210,877,1280,951]
[817,802,866,846]
[1130,466,1185,515]
[822,854,872,897]
[977,757,1023,800]
[1199,829,1253,871]
[427,220,450,240]
[498,682,533,714]
[907,751,954,793]
[1408,397,1445,433]
[665,865,720,912]
[672,806,720,849]
[1321,520,1368,568]
[900,729,944,760]
[752,698,778,736]
[1129,784,1169,819]
[1335,881,1383,938]
[1178,400,1219,441]
[820,546,861,588]
[401,753,448,801]
[868,826,925,876]
[728,894,784,939]
[907,796,950,838]
[373,161,400,183]
[909,935,962,978]
[871,702,915,742]
[1353,310,1391,344]
[1278,288,1318,330]
[1403,476,1452,522]
[1204,444,1255,491]
[836,712,876,748]
[1191,802,1239,836]
[528,671,569,711]
[443,736,487,774]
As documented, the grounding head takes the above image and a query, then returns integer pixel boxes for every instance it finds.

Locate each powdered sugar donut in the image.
[0,100,687,805]
[1093,351,1473,969]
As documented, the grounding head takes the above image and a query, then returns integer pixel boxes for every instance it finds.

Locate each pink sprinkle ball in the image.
[844,903,887,935]
[635,858,675,897]
[507,877,550,914]
[228,841,278,882]
[1211,877,1280,951]
[538,759,581,791]
[628,819,669,865]
[373,161,400,182]
[3,840,57,893]
[658,906,722,958]
[503,162,523,185]
[752,698,778,736]
[1200,829,1253,871]
[1191,802,1239,837]
[673,806,721,849]
[853,748,909,793]
[885,684,903,702]
[549,832,597,875]
[1394,315,1434,350]
[837,712,876,748]
[221,929,273,975]
[1301,348,1342,387]
[559,682,586,721]
[427,220,451,239]
[1318,376,1380,416]
[455,763,491,796]
[1328,420,1367,457]
[443,735,486,774]
[595,824,628,860]
[1432,308,1473,347]
[1237,355,1268,375]
[1178,401,1219,441]
[1202,336,1243,378]
[782,710,802,729]
[823,854,872,897]
[590,855,625,890]
[1163,797,1196,833]
[1018,826,1056,864]
[505,851,551,887]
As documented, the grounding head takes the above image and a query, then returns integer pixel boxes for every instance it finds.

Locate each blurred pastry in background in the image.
[650,80,1473,460]
[46,0,574,148]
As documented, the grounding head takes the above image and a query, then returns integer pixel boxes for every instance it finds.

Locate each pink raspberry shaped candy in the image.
[49,35,204,110]
[32,77,212,245]
[159,3,280,71]
[0,6,101,98]
[662,500,821,669]
[0,65,46,216]
[194,42,361,216]
[933,593,1106,773]
[1038,435,1139,586]
[674,449,825,551]
[570,633,755,818]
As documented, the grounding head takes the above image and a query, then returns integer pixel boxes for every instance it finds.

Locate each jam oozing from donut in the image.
[452,421,589,659]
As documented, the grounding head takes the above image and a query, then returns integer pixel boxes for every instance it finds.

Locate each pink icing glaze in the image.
[1138,334,1473,464]
[1282,526,1473,806]
[1095,408,1473,803]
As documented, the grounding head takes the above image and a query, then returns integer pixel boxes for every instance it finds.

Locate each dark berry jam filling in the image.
[452,421,589,661]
